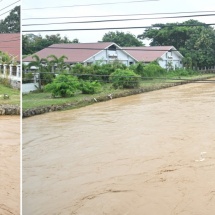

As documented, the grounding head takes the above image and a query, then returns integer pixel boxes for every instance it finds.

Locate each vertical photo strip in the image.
[0,1,20,215]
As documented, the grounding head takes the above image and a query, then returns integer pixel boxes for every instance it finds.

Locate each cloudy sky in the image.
[0,0,20,20]
[22,0,215,45]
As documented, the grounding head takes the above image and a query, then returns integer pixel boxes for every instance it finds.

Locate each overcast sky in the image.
[22,0,215,45]
[0,0,20,20]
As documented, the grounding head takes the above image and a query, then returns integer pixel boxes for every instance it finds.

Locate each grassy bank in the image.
[22,74,214,112]
[0,84,20,105]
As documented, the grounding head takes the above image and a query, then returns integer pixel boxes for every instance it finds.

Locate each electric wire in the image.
[22,10,215,20]
[22,0,159,10]
[0,0,20,13]
[0,8,14,17]
[22,13,215,26]
[22,23,215,33]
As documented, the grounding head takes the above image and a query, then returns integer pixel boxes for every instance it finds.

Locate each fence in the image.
[0,64,21,89]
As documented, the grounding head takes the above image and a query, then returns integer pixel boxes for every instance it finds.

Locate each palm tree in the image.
[47,54,68,73]
[28,54,48,90]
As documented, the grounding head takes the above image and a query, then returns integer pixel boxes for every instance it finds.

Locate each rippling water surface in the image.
[0,116,20,215]
[23,82,215,215]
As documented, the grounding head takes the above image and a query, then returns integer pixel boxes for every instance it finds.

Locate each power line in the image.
[22,23,215,33]
[22,0,158,10]
[0,3,20,18]
[0,0,20,13]
[0,8,14,17]
[22,13,215,26]
[22,10,215,20]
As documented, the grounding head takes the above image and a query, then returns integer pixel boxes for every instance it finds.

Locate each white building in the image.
[23,42,138,66]
[123,46,184,70]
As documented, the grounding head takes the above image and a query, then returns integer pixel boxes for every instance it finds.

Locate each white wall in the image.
[22,83,39,93]
[159,51,183,70]
[86,49,137,66]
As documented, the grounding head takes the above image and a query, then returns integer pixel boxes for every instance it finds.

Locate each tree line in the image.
[22,19,215,68]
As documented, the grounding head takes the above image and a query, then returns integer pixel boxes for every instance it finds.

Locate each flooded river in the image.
[23,81,215,215]
[0,116,20,215]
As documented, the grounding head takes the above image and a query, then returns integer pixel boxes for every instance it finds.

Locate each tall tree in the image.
[27,55,48,90]
[22,34,79,55]
[0,6,20,33]
[138,19,215,68]
[101,31,144,47]
[47,55,69,73]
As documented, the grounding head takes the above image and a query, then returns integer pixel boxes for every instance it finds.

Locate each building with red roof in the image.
[0,33,21,87]
[23,42,137,66]
[0,33,20,62]
[123,46,183,69]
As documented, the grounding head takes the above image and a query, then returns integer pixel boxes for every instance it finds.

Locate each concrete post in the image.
[9,64,12,77]
[3,64,7,77]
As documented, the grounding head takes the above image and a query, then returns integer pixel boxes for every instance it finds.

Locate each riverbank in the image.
[0,83,20,115]
[0,104,20,115]
[22,74,215,118]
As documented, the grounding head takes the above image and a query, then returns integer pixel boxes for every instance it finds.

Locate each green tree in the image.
[138,19,215,68]
[0,6,20,33]
[110,69,141,89]
[47,55,69,73]
[45,74,80,97]
[27,55,48,90]
[22,34,79,55]
[0,51,15,64]
[102,31,144,47]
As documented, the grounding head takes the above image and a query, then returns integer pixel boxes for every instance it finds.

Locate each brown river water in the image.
[23,81,215,215]
[0,116,20,215]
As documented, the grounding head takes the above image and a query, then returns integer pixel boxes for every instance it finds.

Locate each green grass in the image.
[22,73,215,111]
[0,84,20,105]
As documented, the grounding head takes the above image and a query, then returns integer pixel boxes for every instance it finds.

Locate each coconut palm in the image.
[47,54,69,73]
[28,54,48,90]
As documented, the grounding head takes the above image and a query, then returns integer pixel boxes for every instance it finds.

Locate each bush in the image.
[110,69,140,89]
[167,69,198,77]
[129,62,145,76]
[45,74,80,97]
[80,81,101,94]
[22,72,34,83]
[143,63,166,77]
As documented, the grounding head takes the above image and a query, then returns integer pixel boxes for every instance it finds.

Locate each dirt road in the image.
[23,81,215,215]
[0,116,20,215]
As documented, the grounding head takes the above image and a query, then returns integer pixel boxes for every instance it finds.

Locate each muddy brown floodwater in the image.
[23,81,215,215]
[0,116,20,215]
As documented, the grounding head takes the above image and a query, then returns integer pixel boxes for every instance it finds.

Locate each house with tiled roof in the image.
[23,42,138,66]
[0,33,21,87]
[123,46,183,70]
[22,42,139,93]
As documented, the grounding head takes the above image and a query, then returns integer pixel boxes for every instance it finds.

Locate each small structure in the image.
[123,46,183,70]
[23,42,137,66]
[0,33,21,88]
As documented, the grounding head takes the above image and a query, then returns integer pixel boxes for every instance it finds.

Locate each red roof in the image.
[123,46,176,62]
[0,33,20,62]
[23,42,118,63]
